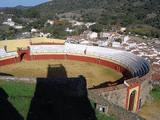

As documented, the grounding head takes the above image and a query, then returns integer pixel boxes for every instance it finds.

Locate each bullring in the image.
[0,38,151,113]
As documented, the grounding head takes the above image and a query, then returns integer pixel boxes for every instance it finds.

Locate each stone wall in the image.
[89,91,145,120]
[92,72,152,113]
[139,79,153,110]
[91,83,128,110]
[101,87,127,108]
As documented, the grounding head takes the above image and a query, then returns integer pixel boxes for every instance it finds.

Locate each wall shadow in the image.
[89,77,125,89]
[0,88,24,120]
[27,64,96,120]
[0,72,14,76]
[47,64,67,78]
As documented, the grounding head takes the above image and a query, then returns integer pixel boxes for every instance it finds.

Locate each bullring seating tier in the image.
[0,48,18,59]
[30,43,150,77]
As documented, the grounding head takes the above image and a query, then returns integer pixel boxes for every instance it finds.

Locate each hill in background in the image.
[34,0,160,28]
[0,0,160,38]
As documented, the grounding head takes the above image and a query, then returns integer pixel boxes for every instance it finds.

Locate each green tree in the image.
[90,24,103,33]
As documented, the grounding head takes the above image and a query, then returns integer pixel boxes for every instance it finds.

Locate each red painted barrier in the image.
[29,54,132,78]
[0,53,132,78]
[66,54,98,64]
[0,57,19,66]
[17,48,31,61]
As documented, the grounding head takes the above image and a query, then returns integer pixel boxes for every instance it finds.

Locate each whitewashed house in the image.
[87,32,98,39]
[3,18,15,26]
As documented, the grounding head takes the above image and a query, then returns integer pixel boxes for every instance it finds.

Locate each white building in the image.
[120,27,126,32]
[97,41,109,47]
[80,40,90,45]
[3,18,15,26]
[14,25,23,29]
[123,36,130,43]
[85,22,96,28]
[100,32,110,38]
[65,28,74,33]
[31,28,38,33]
[87,32,98,39]
[70,20,84,26]
[39,32,51,37]
[112,42,121,48]
[47,20,54,25]
[129,43,137,49]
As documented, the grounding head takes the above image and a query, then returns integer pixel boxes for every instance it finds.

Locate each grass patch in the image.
[139,86,160,120]
[96,111,116,120]
[90,100,117,120]
[0,80,35,119]
[150,86,160,101]
[128,25,160,38]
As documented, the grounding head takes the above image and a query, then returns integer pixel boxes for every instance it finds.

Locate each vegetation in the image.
[0,80,35,119]
[127,25,160,38]
[90,100,117,120]
[139,86,160,120]
[35,0,160,29]
[150,86,160,101]
[96,111,116,120]
[0,0,160,38]
[90,23,104,33]
[0,26,17,40]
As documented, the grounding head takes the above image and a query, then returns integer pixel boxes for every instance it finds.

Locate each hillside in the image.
[0,0,160,39]
[1,0,160,29]
[34,0,160,29]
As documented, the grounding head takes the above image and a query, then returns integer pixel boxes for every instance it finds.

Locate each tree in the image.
[24,9,40,18]
[90,24,103,33]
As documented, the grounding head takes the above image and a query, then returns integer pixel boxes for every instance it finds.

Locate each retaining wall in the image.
[89,91,145,120]
[92,72,152,112]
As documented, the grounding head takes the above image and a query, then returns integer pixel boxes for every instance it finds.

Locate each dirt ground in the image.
[139,101,160,120]
[0,60,122,88]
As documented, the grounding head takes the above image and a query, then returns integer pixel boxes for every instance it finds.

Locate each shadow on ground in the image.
[0,72,14,76]
[27,64,97,120]
[0,88,24,120]
[89,76,125,89]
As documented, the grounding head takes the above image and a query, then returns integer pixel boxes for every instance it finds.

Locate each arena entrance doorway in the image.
[20,53,27,61]
[17,48,30,61]
[128,90,136,111]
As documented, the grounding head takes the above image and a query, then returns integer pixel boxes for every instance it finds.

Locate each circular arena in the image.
[0,38,151,113]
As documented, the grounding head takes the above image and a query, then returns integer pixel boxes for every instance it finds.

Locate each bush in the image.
[150,87,160,101]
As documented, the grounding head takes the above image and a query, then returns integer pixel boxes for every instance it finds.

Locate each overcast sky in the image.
[0,0,49,7]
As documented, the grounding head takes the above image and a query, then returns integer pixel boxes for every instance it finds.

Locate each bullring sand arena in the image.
[0,37,122,88]
[0,60,122,88]
[0,37,151,115]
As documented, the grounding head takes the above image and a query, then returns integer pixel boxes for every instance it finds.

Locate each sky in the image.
[0,0,49,7]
